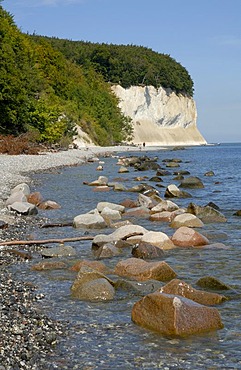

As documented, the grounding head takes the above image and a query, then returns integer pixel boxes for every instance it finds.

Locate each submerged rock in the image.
[131,292,223,336]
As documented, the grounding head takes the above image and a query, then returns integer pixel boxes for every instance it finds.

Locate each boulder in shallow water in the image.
[41,245,77,258]
[6,191,27,206]
[73,213,107,229]
[131,292,224,336]
[140,231,175,250]
[196,276,232,291]
[159,279,227,305]
[171,226,209,247]
[132,241,165,259]
[165,184,191,198]
[71,265,115,301]
[187,202,227,223]
[38,200,61,210]
[179,176,204,189]
[114,258,176,282]
[170,213,204,228]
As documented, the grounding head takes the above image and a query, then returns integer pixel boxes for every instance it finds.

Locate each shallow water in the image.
[12,143,241,369]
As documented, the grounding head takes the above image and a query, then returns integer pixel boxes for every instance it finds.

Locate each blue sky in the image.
[3,0,241,143]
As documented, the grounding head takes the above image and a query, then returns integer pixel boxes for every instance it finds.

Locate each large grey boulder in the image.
[73,213,107,229]
[7,201,38,215]
[97,202,125,213]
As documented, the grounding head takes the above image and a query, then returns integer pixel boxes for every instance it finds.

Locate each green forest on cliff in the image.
[0,4,194,146]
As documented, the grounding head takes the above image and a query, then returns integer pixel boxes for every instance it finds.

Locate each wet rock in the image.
[124,206,150,218]
[38,200,61,209]
[71,265,115,301]
[187,202,227,223]
[118,166,129,173]
[7,201,38,215]
[132,241,165,259]
[100,207,122,222]
[93,242,121,259]
[171,226,209,247]
[41,245,77,258]
[88,176,108,186]
[131,292,224,336]
[204,171,215,176]
[170,213,204,228]
[233,210,241,216]
[27,191,44,206]
[97,201,125,213]
[115,258,176,282]
[150,199,179,213]
[73,213,107,229]
[166,162,180,168]
[196,276,232,291]
[120,198,138,208]
[31,261,68,271]
[165,184,192,198]
[156,169,172,176]
[149,211,173,222]
[141,231,175,250]
[149,176,163,182]
[159,279,227,305]
[137,193,155,209]
[179,176,204,189]
[69,259,110,273]
[113,182,127,191]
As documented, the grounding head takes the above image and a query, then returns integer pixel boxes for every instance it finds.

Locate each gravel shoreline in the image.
[0,145,143,369]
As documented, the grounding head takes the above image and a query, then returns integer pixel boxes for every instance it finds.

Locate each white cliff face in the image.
[112,85,207,146]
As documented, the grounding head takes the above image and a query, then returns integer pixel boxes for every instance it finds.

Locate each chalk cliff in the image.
[112,85,207,146]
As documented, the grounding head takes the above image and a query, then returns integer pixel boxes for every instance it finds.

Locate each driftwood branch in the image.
[40,222,73,228]
[0,236,94,247]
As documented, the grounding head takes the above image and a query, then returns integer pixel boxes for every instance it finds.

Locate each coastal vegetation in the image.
[0,3,193,149]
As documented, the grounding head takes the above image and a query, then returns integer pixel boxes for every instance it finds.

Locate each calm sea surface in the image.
[12,143,241,369]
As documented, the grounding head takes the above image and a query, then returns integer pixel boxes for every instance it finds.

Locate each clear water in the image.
[12,143,241,369]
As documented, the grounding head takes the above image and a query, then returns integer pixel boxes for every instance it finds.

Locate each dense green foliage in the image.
[39,38,194,97]
[0,6,132,145]
[0,3,194,146]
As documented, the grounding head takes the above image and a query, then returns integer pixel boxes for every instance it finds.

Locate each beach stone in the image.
[165,184,191,198]
[173,170,190,175]
[10,182,30,195]
[7,201,38,215]
[76,278,115,301]
[69,260,109,273]
[131,292,224,336]
[149,211,173,222]
[204,171,215,176]
[100,207,122,221]
[31,261,68,271]
[41,245,77,258]
[120,198,138,208]
[187,202,227,223]
[109,224,148,241]
[38,200,61,210]
[71,266,114,301]
[97,201,125,213]
[156,169,171,176]
[118,166,129,173]
[179,176,204,189]
[27,192,44,206]
[171,226,209,247]
[166,161,180,168]
[113,183,127,191]
[114,258,176,282]
[96,165,103,171]
[124,206,150,218]
[159,279,227,305]
[93,242,121,259]
[132,241,165,259]
[6,191,27,206]
[88,176,108,186]
[233,210,241,216]
[73,213,107,229]
[92,185,110,192]
[149,176,163,182]
[196,276,232,291]
[170,213,204,228]
[137,193,155,209]
[141,231,175,250]
[150,199,179,213]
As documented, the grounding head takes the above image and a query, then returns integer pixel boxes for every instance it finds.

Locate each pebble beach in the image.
[0,146,133,369]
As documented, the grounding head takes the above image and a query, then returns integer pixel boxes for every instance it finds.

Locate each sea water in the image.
[12,143,241,369]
